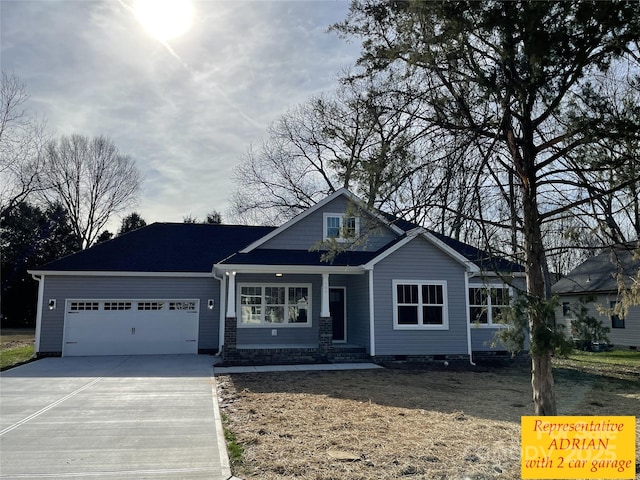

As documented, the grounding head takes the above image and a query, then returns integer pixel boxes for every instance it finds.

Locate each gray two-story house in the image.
[29,189,524,365]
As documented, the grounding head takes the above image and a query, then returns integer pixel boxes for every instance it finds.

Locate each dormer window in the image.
[324,213,359,242]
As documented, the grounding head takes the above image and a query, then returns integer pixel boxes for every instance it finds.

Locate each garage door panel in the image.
[63,300,199,356]
[65,313,136,356]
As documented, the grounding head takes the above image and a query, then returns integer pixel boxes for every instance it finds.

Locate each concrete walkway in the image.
[0,355,230,479]
[213,362,383,375]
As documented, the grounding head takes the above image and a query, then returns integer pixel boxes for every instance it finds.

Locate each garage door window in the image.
[104,302,132,311]
[169,301,196,311]
[138,302,165,311]
[67,300,200,313]
[70,302,99,311]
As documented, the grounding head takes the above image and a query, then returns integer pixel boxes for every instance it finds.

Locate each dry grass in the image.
[0,328,35,370]
[0,328,35,349]
[217,358,640,480]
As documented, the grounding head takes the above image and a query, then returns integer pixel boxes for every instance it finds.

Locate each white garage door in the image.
[63,299,199,356]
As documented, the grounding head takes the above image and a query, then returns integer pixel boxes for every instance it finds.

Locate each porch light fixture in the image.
[48,299,56,310]
[207,299,215,310]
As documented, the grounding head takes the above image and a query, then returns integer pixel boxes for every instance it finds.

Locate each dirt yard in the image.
[217,358,640,480]
[0,328,35,350]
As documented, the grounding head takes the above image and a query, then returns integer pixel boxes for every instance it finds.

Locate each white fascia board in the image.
[473,271,527,278]
[239,188,404,253]
[27,270,214,278]
[213,263,366,275]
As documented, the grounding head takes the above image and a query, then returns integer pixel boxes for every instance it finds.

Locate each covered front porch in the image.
[215,266,372,366]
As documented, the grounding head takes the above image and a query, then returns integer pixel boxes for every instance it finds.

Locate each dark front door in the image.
[329,287,346,342]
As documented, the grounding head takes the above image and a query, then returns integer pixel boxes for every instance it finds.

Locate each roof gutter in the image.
[213,264,366,275]
[211,269,226,354]
[27,270,214,278]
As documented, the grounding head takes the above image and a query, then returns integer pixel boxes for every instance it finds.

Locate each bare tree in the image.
[0,72,48,219]
[230,74,440,225]
[40,134,142,249]
[334,0,640,415]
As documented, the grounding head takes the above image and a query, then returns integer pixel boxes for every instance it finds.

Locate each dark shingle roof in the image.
[34,213,524,275]
[552,243,640,294]
[427,230,525,273]
[34,223,275,273]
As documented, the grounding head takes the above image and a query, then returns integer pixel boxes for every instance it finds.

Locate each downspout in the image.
[366,266,375,357]
[465,271,476,366]
[31,274,44,355]
[212,269,226,354]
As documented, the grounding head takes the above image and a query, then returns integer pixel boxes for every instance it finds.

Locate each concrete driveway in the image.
[0,355,231,479]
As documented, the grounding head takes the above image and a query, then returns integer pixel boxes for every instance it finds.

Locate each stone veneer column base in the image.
[222,316,237,362]
[319,316,333,353]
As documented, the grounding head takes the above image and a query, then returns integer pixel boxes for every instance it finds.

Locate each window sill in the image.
[393,325,449,331]
[238,323,313,328]
[470,324,508,329]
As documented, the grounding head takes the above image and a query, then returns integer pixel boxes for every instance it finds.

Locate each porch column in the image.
[223,271,238,361]
[226,271,236,317]
[319,273,332,354]
[320,273,330,318]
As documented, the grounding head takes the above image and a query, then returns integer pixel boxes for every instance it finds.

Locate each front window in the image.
[393,280,448,329]
[323,213,359,242]
[469,286,511,326]
[240,284,311,326]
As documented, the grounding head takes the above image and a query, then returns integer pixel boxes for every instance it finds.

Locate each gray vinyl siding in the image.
[556,294,640,349]
[372,236,469,356]
[468,276,526,351]
[345,274,370,350]
[233,274,321,347]
[260,196,398,251]
[39,275,220,353]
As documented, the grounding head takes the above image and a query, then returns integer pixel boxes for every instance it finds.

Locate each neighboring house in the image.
[552,243,640,350]
[29,189,524,365]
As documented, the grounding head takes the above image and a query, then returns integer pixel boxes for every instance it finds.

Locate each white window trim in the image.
[237,283,313,328]
[468,284,512,328]
[392,280,449,330]
[323,212,360,242]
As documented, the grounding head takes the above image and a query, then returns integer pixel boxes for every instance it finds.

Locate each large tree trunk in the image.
[522,173,558,416]
[531,349,557,415]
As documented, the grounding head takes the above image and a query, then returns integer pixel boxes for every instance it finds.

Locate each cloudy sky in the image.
[1,0,359,228]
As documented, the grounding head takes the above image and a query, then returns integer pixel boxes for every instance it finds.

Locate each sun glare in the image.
[133,0,194,42]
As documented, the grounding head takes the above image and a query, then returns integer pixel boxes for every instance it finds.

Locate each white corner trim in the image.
[368,268,375,357]
[32,274,44,353]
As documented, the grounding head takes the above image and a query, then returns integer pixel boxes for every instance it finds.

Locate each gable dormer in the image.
[241,189,403,253]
